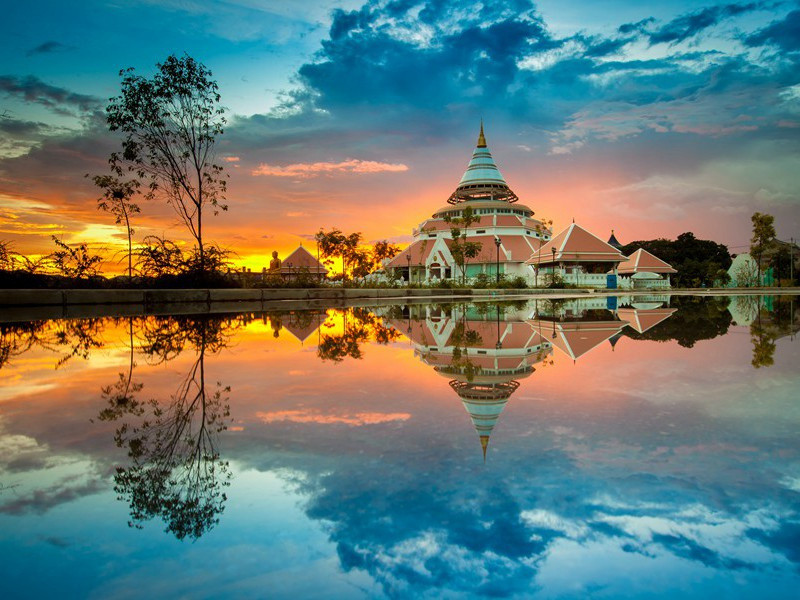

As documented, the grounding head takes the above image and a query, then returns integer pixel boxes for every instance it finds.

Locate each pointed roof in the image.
[280,245,328,275]
[284,313,324,344]
[617,248,677,275]
[607,230,622,249]
[447,123,519,204]
[618,307,677,334]
[525,223,628,265]
[450,380,519,461]
[530,320,626,361]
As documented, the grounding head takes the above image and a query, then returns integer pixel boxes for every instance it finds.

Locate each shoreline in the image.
[0,287,797,323]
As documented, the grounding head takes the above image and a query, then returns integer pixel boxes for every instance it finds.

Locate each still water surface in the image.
[1,295,798,599]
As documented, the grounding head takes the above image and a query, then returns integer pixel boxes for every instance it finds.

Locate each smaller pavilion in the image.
[276,245,328,281]
[616,249,676,289]
[524,223,627,288]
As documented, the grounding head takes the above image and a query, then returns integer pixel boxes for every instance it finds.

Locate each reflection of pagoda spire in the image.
[450,380,520,462]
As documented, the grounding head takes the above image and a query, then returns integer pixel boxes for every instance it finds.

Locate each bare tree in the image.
[90,175,140,278]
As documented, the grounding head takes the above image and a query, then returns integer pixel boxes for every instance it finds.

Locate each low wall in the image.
[1,286,796,323]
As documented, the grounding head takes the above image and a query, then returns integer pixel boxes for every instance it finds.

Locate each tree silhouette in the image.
[111,320,233,540]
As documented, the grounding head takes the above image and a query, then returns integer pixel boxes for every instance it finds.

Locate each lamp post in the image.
[406,253,411,286]
[494,237,502,284]
[551,247,556,283]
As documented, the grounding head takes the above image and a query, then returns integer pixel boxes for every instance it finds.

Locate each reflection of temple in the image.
[263,311,326,343]
[390,305,553,459]
[530,296,676,358]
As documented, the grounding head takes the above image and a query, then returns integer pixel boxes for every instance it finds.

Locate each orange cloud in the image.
[251,159,409,178]
[255,409,411,426]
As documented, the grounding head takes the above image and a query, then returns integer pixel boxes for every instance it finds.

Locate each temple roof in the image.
[525,223,627,265]
[607,230,622,249]
[280,245,328,274]
[617,307,677,333]
[448,123,519,204]
[530,319,626,361]
[617,248,677,274]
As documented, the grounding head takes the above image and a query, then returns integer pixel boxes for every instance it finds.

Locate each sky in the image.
[1,0,799,271]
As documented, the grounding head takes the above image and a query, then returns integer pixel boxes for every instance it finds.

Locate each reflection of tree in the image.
[749,296,798,369]
[622,296,731,348]
[0,321,48,369]
[96,318,143,423]
[317,308,401,362]
[0,318,107,370]
[102,317,234,540]
[137,315,240,364]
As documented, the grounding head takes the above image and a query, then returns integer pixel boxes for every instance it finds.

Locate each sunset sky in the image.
[1,0,799,271]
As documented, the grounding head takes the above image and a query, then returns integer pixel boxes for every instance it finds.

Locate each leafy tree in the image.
[106,54,228,275]
[134,235,185,278]
[315,228,348,280]
[750,212,775,285]
[444,206,482,283]
[371,240,401,268]
[49,235,103,280]
[90,174,140,277]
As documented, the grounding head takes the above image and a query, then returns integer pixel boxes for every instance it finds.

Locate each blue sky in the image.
[1,0,798,265]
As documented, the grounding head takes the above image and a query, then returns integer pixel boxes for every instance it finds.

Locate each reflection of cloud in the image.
[0,476,106,515]
[256,409,410,426]
[251,159,409,178]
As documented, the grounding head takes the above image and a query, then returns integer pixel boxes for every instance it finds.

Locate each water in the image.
[1,295,798,599]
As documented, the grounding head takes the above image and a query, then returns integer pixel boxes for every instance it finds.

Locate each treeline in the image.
[620,232,731,288]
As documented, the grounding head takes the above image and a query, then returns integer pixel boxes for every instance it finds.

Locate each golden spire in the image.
[480,435,489,462]
[477,119,487,148]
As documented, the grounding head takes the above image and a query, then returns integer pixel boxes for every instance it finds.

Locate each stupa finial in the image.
[477,119,487,148]
[480,435,489,463]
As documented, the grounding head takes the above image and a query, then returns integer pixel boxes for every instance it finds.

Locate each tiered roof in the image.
[607,230,622,249]
[617,248,677,275]
[525,223,627,265]
[447,122,518,204]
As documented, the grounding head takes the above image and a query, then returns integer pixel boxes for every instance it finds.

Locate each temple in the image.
[616,248,677,289]
[386,123,552,283]
[524,222,628,288]
[388,304,553,460]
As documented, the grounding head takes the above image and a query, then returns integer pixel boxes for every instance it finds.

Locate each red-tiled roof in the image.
[525,223,627,265]
[617,308,677,333]
[529,320,625,360]
[280,246,328,274]
[385,239,439,268]
[618,248,677,274]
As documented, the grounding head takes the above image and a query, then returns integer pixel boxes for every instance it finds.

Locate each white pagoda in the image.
[387,123,551,283]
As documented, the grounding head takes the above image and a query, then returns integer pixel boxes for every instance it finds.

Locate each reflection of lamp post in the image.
[494,237,502,284]
[406,253,411,286]
[495,304,502,349]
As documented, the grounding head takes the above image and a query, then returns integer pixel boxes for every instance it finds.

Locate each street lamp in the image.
[406,253,411,286]
[494,237,502,284]
[551,247,556,283]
